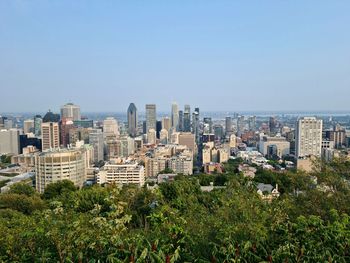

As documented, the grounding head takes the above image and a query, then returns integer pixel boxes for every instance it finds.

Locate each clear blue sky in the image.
[0,1,349,113]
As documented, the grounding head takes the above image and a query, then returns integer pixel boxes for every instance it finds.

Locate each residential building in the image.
[35,148,87,193]
[296,117,323,158]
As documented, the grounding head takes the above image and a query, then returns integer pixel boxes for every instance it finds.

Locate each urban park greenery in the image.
[1,158,350,262]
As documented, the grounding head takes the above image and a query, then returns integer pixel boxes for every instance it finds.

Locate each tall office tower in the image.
[43,110,60,123]
[237,116,245,136]
[89,129,104,162]
[127,103,138,137]
[156,120,162,139]
[178,132,196,155]
[34,115,42,136]
[192,107,200,143]
[146,104,157,133]
[178,110,184,132]
[103,117,119,138]
[59,118,74,147]
[160,129,169,144]
[269,117,278,134]
[296,117,323,158]
[147,129,157,144]
[0,129,21,155]
[41,122,60,151]
[171,102,179,131]
[0,116,5,129]
[4,119,13,129]
[183,105,191,132]
[214,124,224,140]
[35,148,87,193]
[23,119,35,134]
[60,103,81,121]
[225,117,233,136]
[162,117,171,132]
[248,116,256,131]
[203,117,213,134]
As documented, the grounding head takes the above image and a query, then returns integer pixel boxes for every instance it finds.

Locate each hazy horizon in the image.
[1,1,350,112]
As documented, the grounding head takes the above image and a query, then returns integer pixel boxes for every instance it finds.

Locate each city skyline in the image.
[1,1,350,112]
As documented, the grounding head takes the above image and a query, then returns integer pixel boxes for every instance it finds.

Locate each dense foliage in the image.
[1,158,350,262]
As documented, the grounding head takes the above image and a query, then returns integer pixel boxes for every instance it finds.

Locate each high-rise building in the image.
[178,110,184,132]
[146,104,157,133]
[203,117,213,134]
[156,120,162,139]
[34,115,42,136]
[60,103,81,121]
[183,105,191,132]
[127,103,138,137]
[162,117,171,132]
[192,107,200,143]
[269,117,278,134]
[237,116,245,136]
[248,116,256,131]
[225,117,233,136]
[103,117,119,138]
[171,102,179,131]
[296,117,323,158]
[214,124,224,140]
[89,129,104,162]
[160,129,169,144]
[147,129,157,144]
[43,110,60,123]
[178,132,196,155]
[23,119,34,134]
[41,122,60,150]
[59,118,74,147]
[35,148,87,193]
[0,129,21,155]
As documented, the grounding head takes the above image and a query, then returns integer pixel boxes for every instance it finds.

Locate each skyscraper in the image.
[296,117,323,158]
[60,103,81,121]
[23,119,34,134]
[103,117,119,138]
[146,104,156,133]
[89,129,104,162]
[183,105,191,132]
[178,110,184,132]
[225,117,233,136]
[192,107,200,143]
[59,118,74,147]
[41,122,60,150]
[34,115,42,136]
[171,102,179,131]
[162,117,171,132]
[127,103,138,137]
[203,117,213,134]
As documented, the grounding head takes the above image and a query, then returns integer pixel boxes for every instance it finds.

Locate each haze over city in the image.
[1,1,350,112]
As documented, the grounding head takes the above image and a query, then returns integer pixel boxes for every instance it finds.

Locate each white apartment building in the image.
[99,161,145,186]
[35,148,87,193]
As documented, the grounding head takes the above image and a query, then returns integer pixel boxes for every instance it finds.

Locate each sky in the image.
[0,0,350,113]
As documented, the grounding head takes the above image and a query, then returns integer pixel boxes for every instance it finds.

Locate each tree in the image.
[43,180,77,199]
[9,183,35,196]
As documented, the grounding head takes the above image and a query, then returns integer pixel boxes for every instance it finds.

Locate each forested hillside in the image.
[1,158,350,262]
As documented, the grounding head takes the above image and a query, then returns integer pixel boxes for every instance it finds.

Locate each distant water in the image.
[2,110,350,122]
